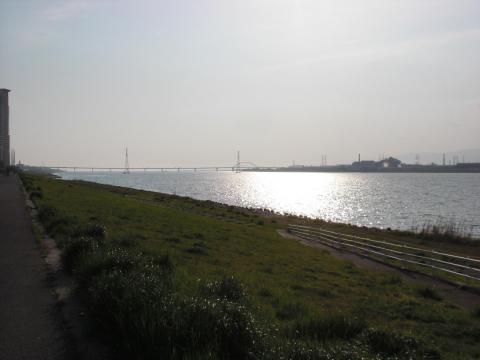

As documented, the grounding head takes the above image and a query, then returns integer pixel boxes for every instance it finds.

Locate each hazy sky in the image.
[1,0,479,167]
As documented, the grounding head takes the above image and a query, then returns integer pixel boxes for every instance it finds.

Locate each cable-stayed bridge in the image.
[44,151,278,173]
[46,165,275,173]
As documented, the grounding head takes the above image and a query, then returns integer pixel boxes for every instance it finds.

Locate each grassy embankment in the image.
[21,173,480,359]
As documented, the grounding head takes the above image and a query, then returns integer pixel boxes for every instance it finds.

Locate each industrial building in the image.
[0,89,10,168]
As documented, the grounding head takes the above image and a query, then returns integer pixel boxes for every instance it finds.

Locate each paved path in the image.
[0,174,74,360]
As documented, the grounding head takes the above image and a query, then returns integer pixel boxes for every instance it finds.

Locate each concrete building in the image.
[0,89,10,167]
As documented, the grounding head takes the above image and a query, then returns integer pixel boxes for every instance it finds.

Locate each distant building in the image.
[351,160,377,170]
[456,163,480,169]
[351,157,402,170]
[381,157,402,169]
[0,89,10,167]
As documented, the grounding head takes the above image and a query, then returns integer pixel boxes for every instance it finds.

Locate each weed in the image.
[289,314,366,341]
[343,263,357,273]
[415,219,476,244]
[276,302,307,321]
[261,266,274,274]
[364,328,421,357]
[200,276,246,302]
[417,286,443,301]
[473,306,480,319]
[259,288,273,298]
[73,223,107,239]
[382,274,403,285]
[152,253,174,272]
[114,235,140,248]
[37,204,76,237]
[185,247,208,255]
[192,232,204,239]
[192,241,208,248]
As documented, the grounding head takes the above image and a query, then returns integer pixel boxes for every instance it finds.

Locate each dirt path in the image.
[0,174,76,360]
[279,229,480,311]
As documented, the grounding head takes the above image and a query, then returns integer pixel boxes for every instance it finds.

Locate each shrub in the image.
[20,174,36,193]
[87,267,176,358]
[30,189,43,200]
[37,204,58,224]
[62,236,103,272]
[88,269,260,359]
[174,297,262,359]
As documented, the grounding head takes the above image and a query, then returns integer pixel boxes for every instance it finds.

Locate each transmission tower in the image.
[123,147,130,174]
[235,150,241,173]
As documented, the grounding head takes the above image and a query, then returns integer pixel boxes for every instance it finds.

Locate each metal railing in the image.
[287,224,480,282]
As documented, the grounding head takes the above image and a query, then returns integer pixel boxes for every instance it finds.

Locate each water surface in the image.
[58,171,480,237]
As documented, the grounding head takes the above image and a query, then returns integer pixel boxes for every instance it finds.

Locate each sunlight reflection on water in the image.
[58,171,480,236]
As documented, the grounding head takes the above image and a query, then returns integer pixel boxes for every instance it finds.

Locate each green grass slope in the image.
[21,174,480,359]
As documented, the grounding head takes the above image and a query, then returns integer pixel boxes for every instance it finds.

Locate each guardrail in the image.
[287,224,480,282]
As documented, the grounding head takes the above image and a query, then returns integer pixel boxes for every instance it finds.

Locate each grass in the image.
[288,314,367,341]
[415,219,477,244]
[20,173,480,359]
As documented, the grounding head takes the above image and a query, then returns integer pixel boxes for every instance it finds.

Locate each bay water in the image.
[58,171,480,237]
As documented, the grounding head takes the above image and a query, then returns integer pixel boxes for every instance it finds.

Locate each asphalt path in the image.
[0,174,74,360]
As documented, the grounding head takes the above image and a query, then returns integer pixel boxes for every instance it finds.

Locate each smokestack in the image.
[358,153,361,162]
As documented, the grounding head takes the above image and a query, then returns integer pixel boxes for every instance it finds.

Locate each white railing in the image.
[287,224,480,282]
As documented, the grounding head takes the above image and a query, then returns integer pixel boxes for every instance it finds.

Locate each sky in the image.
[1,0,479,167]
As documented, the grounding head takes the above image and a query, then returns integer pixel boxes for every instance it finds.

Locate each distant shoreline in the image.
[245,167,480,173]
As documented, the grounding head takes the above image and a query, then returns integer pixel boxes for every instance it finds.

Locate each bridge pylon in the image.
[123,148,130,174]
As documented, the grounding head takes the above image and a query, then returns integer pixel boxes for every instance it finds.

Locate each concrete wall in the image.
[0,89,10,167]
